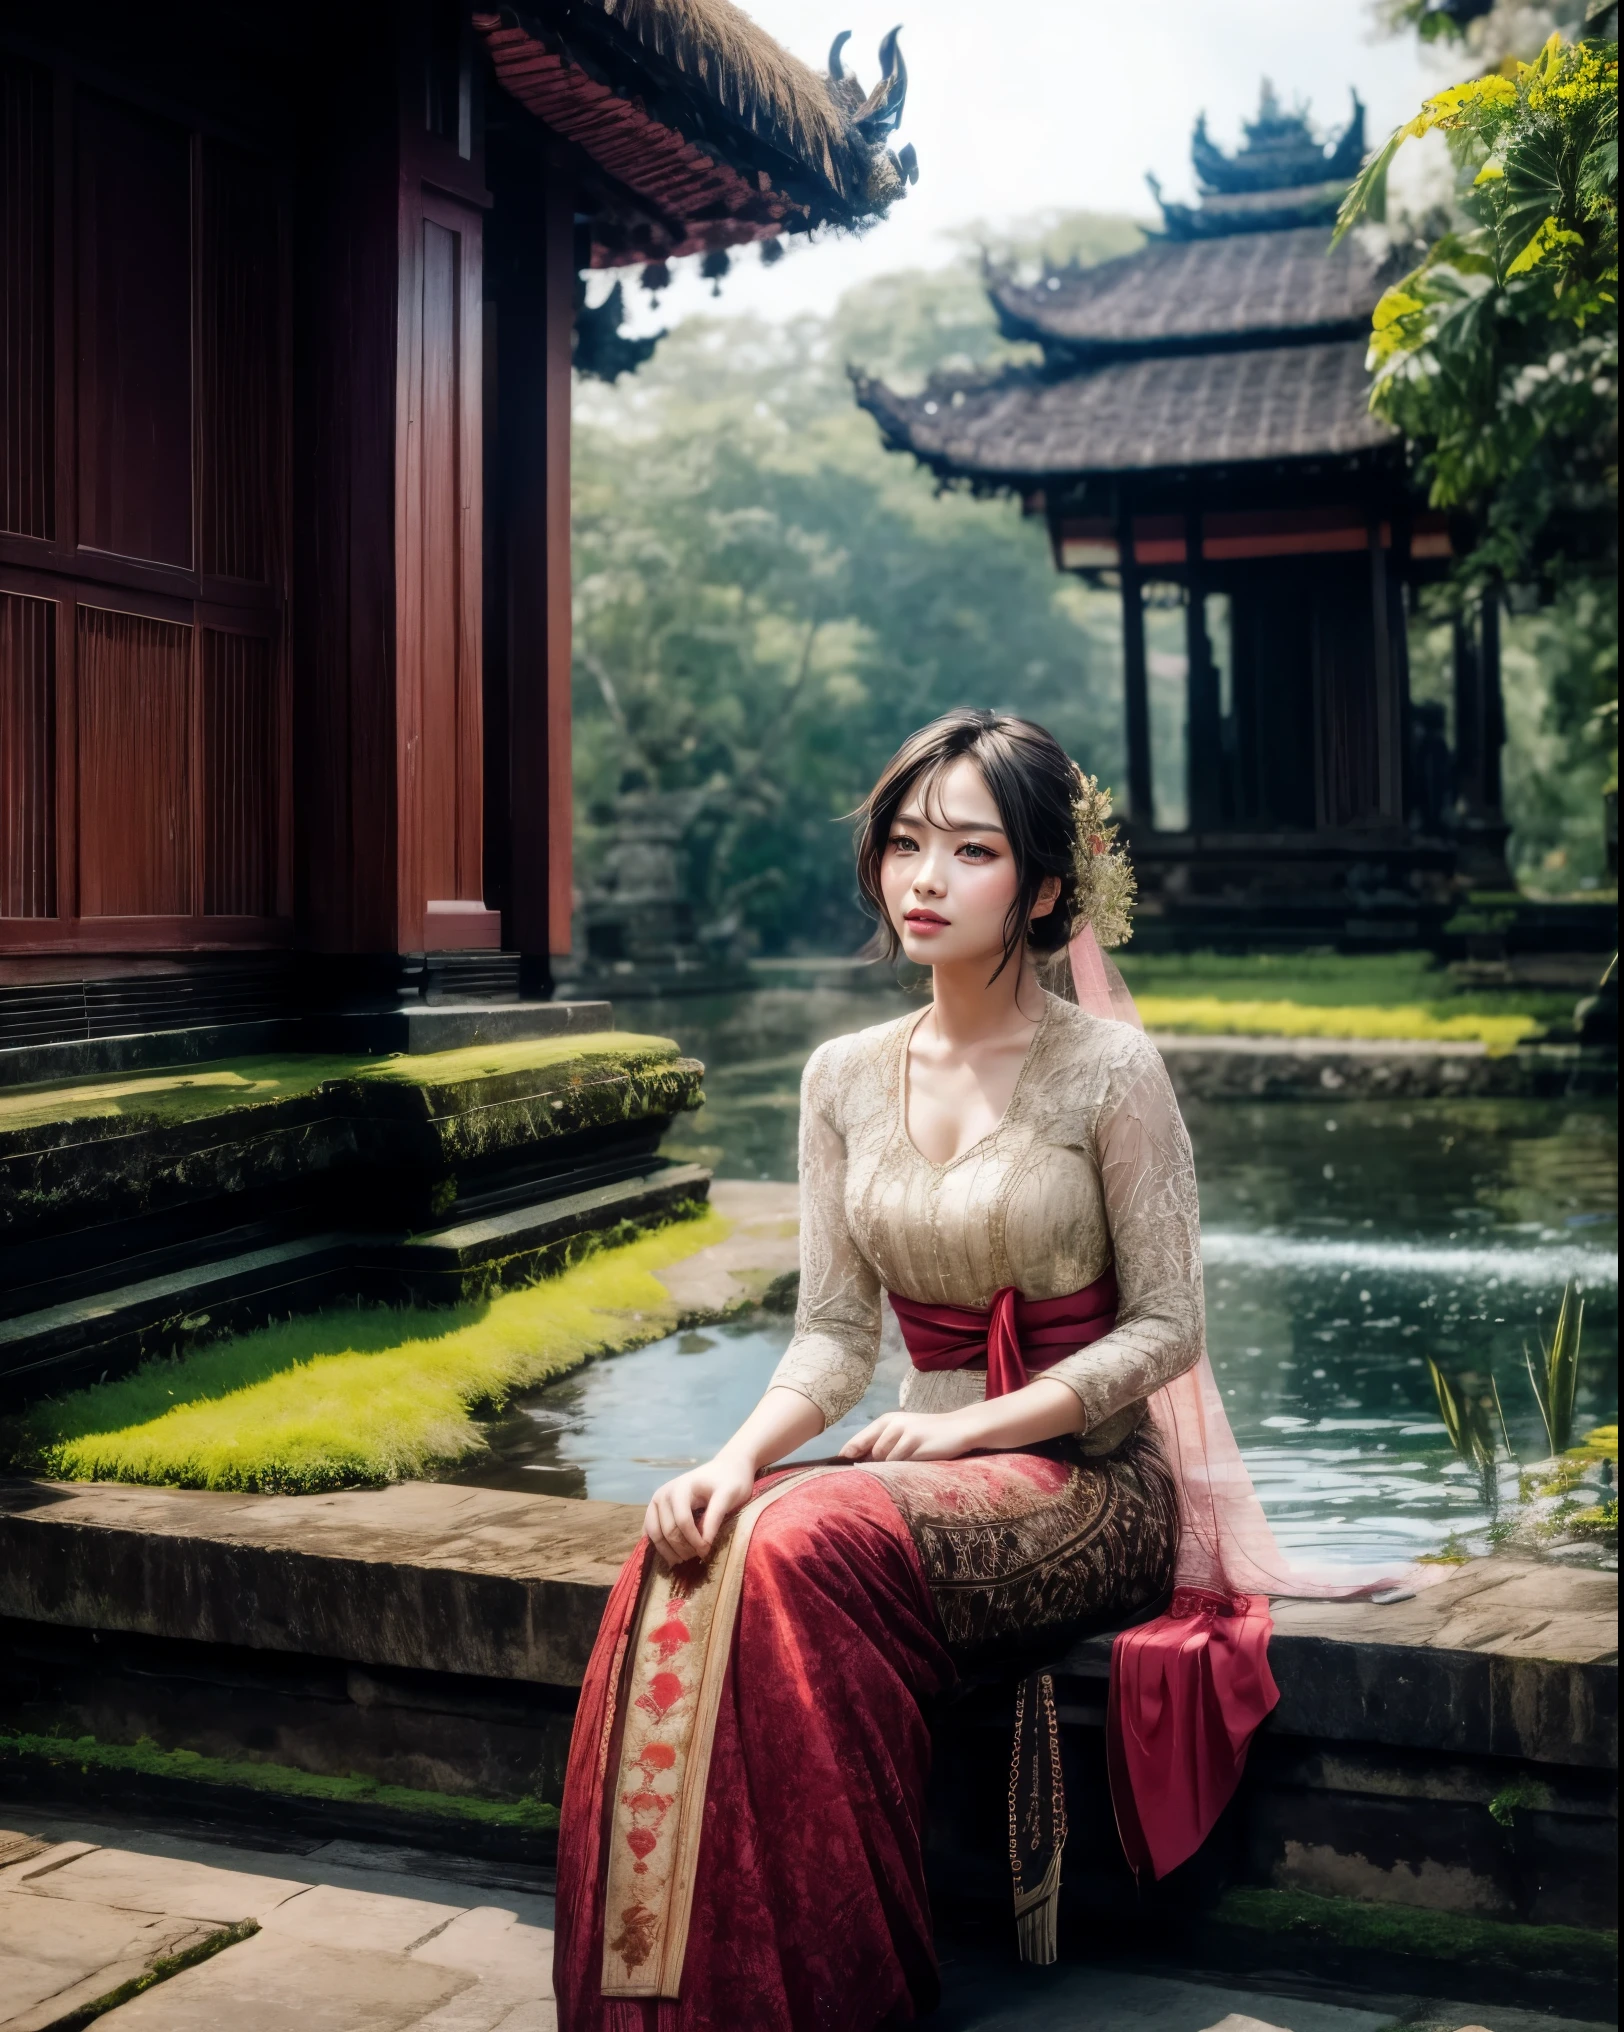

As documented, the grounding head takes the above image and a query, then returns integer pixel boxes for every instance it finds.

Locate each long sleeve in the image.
[767,1041,883,1427]
[1041,1041,1204,1434]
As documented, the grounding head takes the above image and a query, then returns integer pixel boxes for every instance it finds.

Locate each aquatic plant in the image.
[1427,1358,1502,1504]
[1525,1278,1586,1458]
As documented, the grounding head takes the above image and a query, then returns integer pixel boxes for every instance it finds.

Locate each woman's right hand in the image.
[644,1448,758,1568]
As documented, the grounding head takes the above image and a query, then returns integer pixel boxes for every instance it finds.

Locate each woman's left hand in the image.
[839,1408,982,1461]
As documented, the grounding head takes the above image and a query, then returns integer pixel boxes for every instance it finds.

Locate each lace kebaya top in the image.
[769,992,1205,1454]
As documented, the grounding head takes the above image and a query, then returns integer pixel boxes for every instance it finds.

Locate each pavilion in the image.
[0,0,912,1050]
[858,85,1510,946]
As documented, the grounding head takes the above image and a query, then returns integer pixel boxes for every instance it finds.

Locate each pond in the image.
[445,975,1618,1571]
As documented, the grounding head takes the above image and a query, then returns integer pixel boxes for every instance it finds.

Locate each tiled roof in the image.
[855,340,1395,480]
[993,228,1392,354]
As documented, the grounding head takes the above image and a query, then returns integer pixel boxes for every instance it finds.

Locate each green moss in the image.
[0,1057,356,1136]
[57,1920,258,2030]
[0,1731,559,1831]
[0,1032,686,1138]
[1117,949,1574,1040]
[1211,1887,1617,1975]
[1,1206,730,1493]
[1130,994,1539,1053]
[351,1031,681,1090]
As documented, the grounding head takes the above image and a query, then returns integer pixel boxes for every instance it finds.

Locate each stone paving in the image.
[0,1808,1613,2032]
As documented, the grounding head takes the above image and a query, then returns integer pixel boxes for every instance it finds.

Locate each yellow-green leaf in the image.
[1373,288,1425,330]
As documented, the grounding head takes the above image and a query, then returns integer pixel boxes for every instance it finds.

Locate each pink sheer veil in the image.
[1066,918,1406,1601]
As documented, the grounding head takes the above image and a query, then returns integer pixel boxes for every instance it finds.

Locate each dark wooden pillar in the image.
[294,0,498,961]
[1368,518,1403,824]
[501,160,574,988]
[1451,586,1512,884]
[1185,509,1222,831]
[1116,500,1154,827]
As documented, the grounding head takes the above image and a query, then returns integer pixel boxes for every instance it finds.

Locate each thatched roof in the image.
[993,227,1394,359]
[583,0,872,199]
[476,3,912,264]
[855,341,1396,483]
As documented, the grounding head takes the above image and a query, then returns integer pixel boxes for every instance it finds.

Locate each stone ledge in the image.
[1152,1034,1611,1102]
[0,1476,1613,1771]
[0,1480,632,1693]
[1058,1560,1617,1770]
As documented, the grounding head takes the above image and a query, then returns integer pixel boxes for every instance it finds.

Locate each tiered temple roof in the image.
[856,343,1391,481]
[857,83,1394,484]
[1152,82,1366,240]
[990,227,1390,361]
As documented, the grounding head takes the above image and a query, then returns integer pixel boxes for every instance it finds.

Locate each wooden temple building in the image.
[0,0,911,1056]
[859,86,1511,945]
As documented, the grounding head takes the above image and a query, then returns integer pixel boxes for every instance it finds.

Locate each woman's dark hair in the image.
[855,709,1079,981]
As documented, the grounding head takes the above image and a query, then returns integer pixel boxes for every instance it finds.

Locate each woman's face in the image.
[879,754,1056,969]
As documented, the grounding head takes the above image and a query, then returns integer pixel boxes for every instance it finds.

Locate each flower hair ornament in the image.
[1066,771,1143,1027]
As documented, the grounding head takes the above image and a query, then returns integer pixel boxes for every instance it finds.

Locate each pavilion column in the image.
[501,161,576,991]
[1369,516,1404,825]
[1116,501,1154,827]
[1185,508,1223,831]
[1451,586,1512,885]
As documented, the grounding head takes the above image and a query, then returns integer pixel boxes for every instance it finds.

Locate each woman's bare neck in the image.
[922,954,1045,1053]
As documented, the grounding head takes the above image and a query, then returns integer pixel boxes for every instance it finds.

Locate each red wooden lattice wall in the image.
[0,52,290,951]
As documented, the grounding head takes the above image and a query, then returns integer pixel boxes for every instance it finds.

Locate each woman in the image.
[556,710,1254,2031]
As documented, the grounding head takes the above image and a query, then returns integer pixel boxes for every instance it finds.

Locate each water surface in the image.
[449,979,1617,1568]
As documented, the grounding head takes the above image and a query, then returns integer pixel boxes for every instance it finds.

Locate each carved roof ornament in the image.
[1192,80,1366,195]
[1148,81,1367,241]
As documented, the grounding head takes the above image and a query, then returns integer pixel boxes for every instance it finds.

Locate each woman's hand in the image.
[840,1380,1085,1463]
[644,1448,758,1568]
[839,1407,983,1462]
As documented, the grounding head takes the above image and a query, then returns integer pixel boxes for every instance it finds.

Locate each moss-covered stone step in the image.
[1,1164,711,1400]
[0,1033,703,1245]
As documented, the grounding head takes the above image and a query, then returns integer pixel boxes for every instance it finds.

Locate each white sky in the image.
[609,0,1443,332]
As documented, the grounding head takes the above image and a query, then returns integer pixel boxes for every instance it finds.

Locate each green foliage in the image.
[1343,29,1618,873]
[571,226,1142,956]
[0,1208,727,1492]
[1337,33,1617,589]
[0,1731,560,1829]
[1488,1773,1553,1825]
[1525,1276,1585,1453]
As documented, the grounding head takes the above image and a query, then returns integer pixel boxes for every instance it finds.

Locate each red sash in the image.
[887,1270,1120,1398]
[887,1269,1278,1884]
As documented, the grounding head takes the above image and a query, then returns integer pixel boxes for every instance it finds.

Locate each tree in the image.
[1337,29,1616,585]
[571,233,1142,955]
[1338,25,1617,880]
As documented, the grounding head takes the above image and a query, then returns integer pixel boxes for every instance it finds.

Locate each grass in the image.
[0,1730,559,1831]
[1115,950,1572,1052]
[1210,1886,1617,1976]
[1,1207,729,1493]
[0,1031,683,1136]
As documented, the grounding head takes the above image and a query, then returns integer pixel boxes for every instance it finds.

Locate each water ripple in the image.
[1200,1230,1617,1287]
